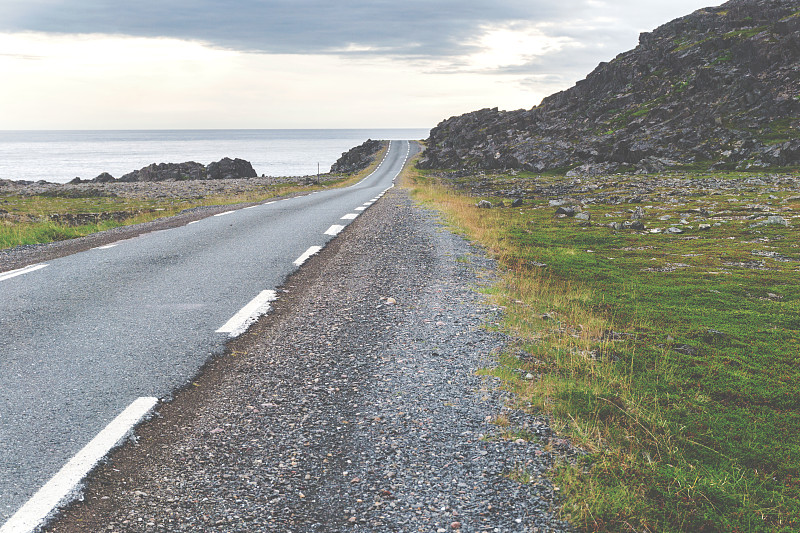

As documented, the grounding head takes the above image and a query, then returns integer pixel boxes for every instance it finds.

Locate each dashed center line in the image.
[216,290,278,337]
[293,246,323,267]
[324,225,345,236]
[0,263,49,282]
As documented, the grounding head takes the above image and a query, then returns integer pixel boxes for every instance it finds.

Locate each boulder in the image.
[476,200,493,209]
[207,158,257,180]
[93,172,115,183]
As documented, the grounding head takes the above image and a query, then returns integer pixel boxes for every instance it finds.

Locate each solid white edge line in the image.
[214,211,235,217]
[94,244,118,250]
[293,245,323,267]
[0,264,49,282]
[187,220,200,226]
[0,397,159,533]
[340,213,358,220]
[216,290,278,337]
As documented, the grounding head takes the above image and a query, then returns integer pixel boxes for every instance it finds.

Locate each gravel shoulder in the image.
[43,186,571,533]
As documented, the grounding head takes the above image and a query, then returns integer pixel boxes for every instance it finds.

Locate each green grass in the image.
[405,164,800,532]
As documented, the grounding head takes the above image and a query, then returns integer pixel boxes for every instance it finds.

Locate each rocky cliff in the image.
[419,0,799,174]
[330,139,384,174]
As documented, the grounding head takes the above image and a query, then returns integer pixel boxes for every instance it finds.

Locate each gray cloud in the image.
[0,0,576,57]
[0,0,714,59]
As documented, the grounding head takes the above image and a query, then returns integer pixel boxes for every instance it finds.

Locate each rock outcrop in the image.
[207,157,257,180]
[330,139,384,174]
[114,158,256,183]
[419,0,799,173]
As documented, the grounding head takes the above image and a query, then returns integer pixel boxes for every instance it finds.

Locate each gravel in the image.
[43,186,572,533]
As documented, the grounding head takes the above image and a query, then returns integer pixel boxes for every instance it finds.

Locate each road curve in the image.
[0,140,418,527]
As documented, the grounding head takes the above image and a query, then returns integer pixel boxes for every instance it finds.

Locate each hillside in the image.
[419,0,800,174]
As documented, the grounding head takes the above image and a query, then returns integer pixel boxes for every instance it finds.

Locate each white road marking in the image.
[0,397,158,533]
[0,264,48,283]
[95,244,118,250]
[244,206,257,210]
[293,246,323,267]
[324,225,345,236]
[216,290,278,337]
[341,213,358,220]
[354,206,367,211]
[264,201,276,205]
[214,211,235,217]
[187,220,200,226]
[355,141,393,186]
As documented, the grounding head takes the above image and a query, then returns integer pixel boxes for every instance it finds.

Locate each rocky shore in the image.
[0,140,387,199]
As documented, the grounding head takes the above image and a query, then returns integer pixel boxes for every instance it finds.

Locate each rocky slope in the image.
[330,139,385,174]
[419,0,800,174]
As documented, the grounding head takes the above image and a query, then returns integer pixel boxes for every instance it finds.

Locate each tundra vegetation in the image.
[404,161,799,533]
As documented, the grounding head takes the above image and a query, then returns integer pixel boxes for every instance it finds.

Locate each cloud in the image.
[1,0,713,58]
[0,0,719,129]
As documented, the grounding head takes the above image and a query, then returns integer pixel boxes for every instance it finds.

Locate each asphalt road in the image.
[0,140,417,526]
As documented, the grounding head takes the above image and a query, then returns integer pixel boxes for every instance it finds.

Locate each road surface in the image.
[0,140,416,528]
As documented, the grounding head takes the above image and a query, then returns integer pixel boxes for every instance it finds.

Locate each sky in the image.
[0,0,719,130]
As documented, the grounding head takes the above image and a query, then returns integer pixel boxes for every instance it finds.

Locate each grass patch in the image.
[403,162,800,532]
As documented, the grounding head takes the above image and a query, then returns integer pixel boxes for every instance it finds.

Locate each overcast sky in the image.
[0,0,718,130]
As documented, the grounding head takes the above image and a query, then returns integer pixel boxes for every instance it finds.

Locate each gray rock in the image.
[555,206,576,217]
[206,157,257,180]
[92,172,115,183]
[330,139,384,174]
[119,161,206,182]
[575,212,591,221]
[416,2,800,173]
[749,215,789,228]
[666,227,684,234]
[625,220,646,231]
[476,200,493,209]
[511,198,524,208]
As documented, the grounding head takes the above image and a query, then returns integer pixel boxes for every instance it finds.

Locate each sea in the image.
[0,129,430,184]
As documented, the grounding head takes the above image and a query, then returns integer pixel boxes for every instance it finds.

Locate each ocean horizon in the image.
[0,129,430,184]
